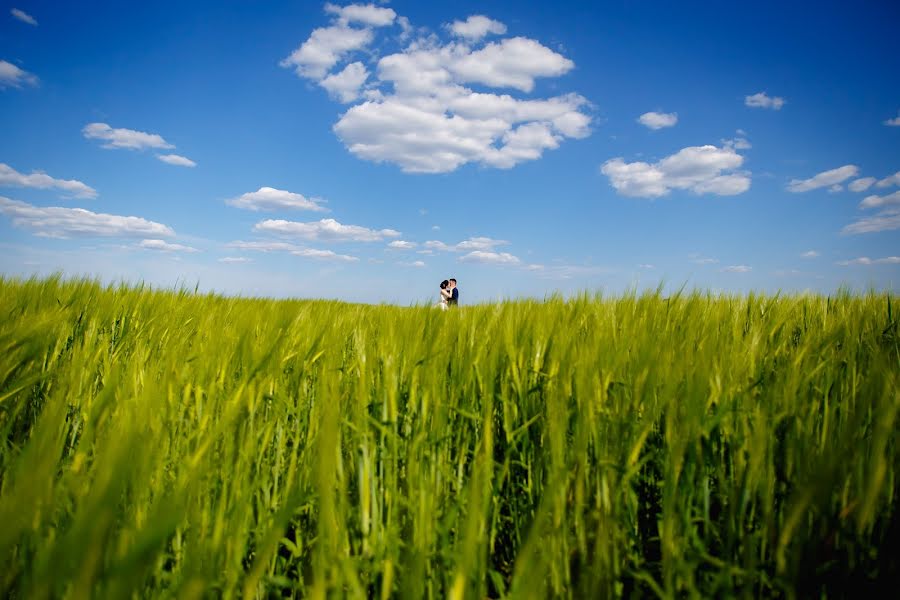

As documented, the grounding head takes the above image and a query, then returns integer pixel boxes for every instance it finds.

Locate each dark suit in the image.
[449,287,459,306]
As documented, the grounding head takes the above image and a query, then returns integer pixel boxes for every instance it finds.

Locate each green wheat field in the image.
[1,275,897,599]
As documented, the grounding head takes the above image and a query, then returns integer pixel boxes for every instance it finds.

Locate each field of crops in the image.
[0,276,897,598]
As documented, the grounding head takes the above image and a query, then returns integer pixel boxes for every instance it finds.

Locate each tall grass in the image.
[0,275,897,598]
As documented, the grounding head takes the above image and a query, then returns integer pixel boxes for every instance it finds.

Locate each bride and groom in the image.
[437,278,459,310]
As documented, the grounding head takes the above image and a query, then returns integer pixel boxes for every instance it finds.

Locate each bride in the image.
[436,279,451,310]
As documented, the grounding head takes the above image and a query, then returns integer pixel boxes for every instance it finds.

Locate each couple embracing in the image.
[437,278,459,310]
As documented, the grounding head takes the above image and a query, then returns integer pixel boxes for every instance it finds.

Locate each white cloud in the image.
[319,61,369,103]
[459,250,521,265]
[388,240,417,249]
[11,8,37,26]
[422,236,508,252]
[449,15,507,40]
[637,263,655,269]
[745,92,785,110]
[877,171,900,188]
[0,196,174,238]
[837,256,900,266]
[83,123,174,150]
[801,250,819,258]
[325,3,396,27]
[450,37,574,92]
[156,154,197,167]
[139,239,199,253]
[0,59,38,88]
[226,240,303,252]
[638,111,677,130]
[601,144,750,198]
[291,248,358,262]
[0,163,97,198]
[286,11,590,173]
[219,256,253,263]
[226,239,357,261]
[399,259,426,267]
[226,187,328,212]
[722,265,752,273]
[848,177,876,192]
[786,165,858,193]
[253,217,400,242]
[828,184,843,193]
[884,111,900,127]
[841,207,900,235]
[281,4,394,81]
[859,190,900,209]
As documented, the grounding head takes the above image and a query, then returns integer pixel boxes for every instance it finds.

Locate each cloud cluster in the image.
[0,59,38,88]
[0,163,97,198]
[745,92,784,110]
[638,111,677,130]
[282,5,591,172]
[786,164,858,193]
[459,250,521,265]
[884,111,900,127]
[601,144,751,198]
[253,217,400,242]
[226,187,328,212]
[0,197,174,238]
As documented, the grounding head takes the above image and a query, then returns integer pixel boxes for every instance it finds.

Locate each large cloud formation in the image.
[281,4,591,173]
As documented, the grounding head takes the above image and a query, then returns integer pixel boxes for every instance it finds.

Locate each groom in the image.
[448,278,459,307]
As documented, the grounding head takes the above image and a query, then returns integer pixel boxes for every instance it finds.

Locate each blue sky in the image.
[1,0,898,304]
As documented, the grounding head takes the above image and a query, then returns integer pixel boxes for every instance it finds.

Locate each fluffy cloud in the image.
[884,111,900,127]
[281,4,394,80]
[399,260,426,267]
[848,177,876,192]
[0,59,38,88]
[0,163,97,198]
[745,92,785,110]
[83,123,174,150]
[638,111,677,130]
[388,240,417,249]
[877,171,900,188]
[320,61,369,102]
[11,8,37,26]
[837,256,900,266]
[601,144,750,198]
[325,2,396,27]
[459,250,521,265]
[139,239,199,253]
[253,217,400,242]
[156,154,196,167]
[721,265,752,273]
[226,187,327,212]
[786,165,858,193]
[0,196,174,238]
[284,8,590,173]
[859,190,900,209]
[449,15,507,40]
[801,250,819,258]
[841,207,900,235]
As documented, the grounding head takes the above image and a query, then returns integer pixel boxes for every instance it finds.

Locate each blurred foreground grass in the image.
[0,275,898,598]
